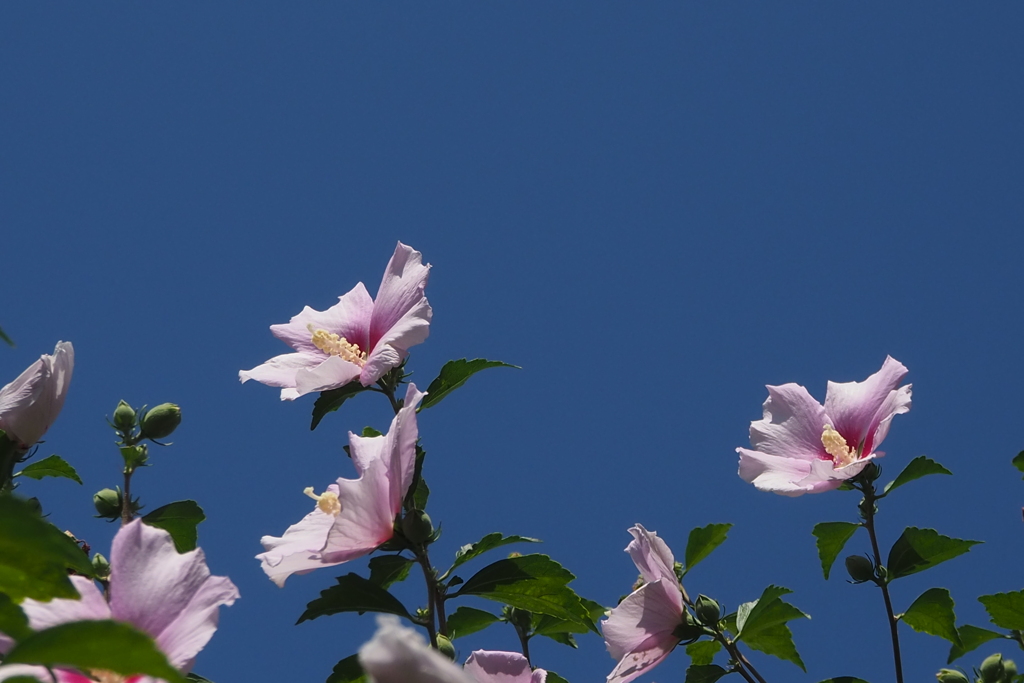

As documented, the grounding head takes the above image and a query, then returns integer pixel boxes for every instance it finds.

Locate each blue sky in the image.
[3,3,1024,682]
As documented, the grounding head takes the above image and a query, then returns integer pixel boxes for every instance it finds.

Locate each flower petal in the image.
[823,356,911,455]
[293,355,363,397]
[360,343,404,386]
[464,651,537,683]
[625,525,678,588]
[271,284,375,353]
[368,243,432,355]
[602,579,683,662]
[258,504,339,587]
[19,575,110,630]
[108,520,238,669]
[359,616,474,683]
[605,630,679,683]
[737,447,816,496]
[239,352,321,391]
[347,383,426,512]
[0,342,74,447]
[321,458,396,563]
[747,383,829,462]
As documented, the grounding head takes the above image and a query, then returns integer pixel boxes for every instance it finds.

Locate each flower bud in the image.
[93,488,122,519]
[935,669,970,683]
[435,634,456,661]
[91,552,111,579]
[140,403,181,440]
[980,653,1005,683]
[401,510,433,545]
[695,595,721,626]
[1002,659,1017,680]
[845,555,875,583]
[672,611,704,642]
[112,400,136,432]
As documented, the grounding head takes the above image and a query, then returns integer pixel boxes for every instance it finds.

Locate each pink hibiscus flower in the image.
[602,524,686,683]
[5,519,238,683]
[239,242,431,400]
[464,651,547,683]
[737,356,912,496]
[0,341,74,449]
[257,383,425,586]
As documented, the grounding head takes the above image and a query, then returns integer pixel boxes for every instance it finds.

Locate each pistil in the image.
[308,325,367,367]
[821,425,858,468]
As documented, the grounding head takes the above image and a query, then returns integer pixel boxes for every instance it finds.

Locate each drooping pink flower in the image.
[257,383,425,586]
[464,651,547,683]
[0,342,74,449]
[359,617,474,683]
[7,518,239,683]
[736,356,912,496]
[602,524,686,683]
[239,242,431,400]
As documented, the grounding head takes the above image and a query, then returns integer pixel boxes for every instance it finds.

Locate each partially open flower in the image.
[0,342,74,449]
[257,383,425,586]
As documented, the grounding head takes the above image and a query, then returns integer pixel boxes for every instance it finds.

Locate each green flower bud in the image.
[935,669,970,683]
[1002,659,1017,680]
[845,555,875,583]
[673,611,704,642]
[401,510,433,545]
[140,403,181,440]
[91,552,111,579]
[694,595,721,626]
[112,400,136,432]
[435,634,456,661]
[93,488,122,519]
[980,653,1005,683]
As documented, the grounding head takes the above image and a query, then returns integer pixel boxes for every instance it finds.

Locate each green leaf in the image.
[979,590,1024,630]
[299,573,412,623]
[947,624,1004,663]
[450,533,542,572]
[812,522,860,580]
[4,619,187,683]
[0,495,94,602]
[15,455,82,485]
[684,523,733,575]
[419,359,519,412]
[545,673,570,683]
[742,622,806,671]
[884,456,953,494]
[141,500,205,553]
[686,640,723,666]
[684,664,729,683]
[186,675,215,683]
[1013,451,1024,479]
[0,593,31,641]
[368,556,414,590]
[447,606,500,639]
[533,598,607,637]
[361,426,383,438]
[453,554,592,628]
[405,444,429,511]
[736,586,807,638]
[886,528,981,580]
[311,383,371,430]
[900,588,961,646]
[326,654,367,683]
[736,585,808,671]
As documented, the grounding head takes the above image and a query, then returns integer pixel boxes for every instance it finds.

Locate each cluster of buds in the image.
[110,400,182,445]
[938,653,1018,683]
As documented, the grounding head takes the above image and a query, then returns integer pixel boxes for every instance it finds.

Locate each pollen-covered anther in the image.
[308,325,367,367]
[90,670,127,683]
[303,486,342,516]
[821,425,858,468]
